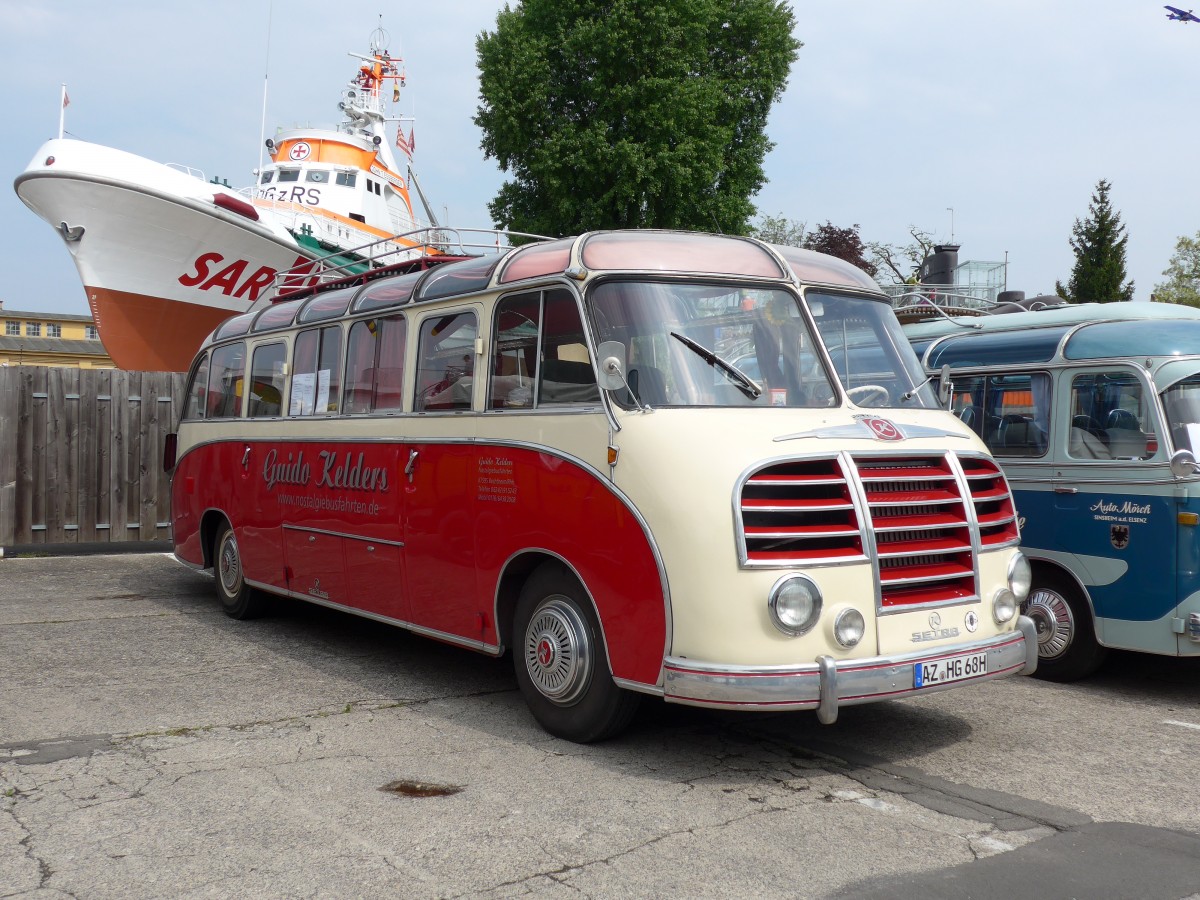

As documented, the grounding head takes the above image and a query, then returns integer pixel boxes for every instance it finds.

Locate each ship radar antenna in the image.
[370,21,389,56]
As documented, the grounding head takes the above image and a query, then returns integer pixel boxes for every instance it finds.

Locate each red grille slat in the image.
[739,457,864,563]
[739,452,1020,610]
[876,536,972,558]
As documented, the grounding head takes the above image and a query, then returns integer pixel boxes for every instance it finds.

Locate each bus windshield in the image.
[1162,373,1200,453]
[587,281,932,409]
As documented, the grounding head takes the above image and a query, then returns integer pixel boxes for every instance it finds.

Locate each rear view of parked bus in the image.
[169,230,1036,742]
[907,302,1200,680]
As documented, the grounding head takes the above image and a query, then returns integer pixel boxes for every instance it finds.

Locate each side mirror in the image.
[596,341,627,392]
[937,364,953,409]
[1171,448,1200,478]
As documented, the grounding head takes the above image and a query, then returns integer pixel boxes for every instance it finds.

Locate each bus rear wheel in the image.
[213,521,269,620]
[512,563,640,743]
[1022,570,1106,682]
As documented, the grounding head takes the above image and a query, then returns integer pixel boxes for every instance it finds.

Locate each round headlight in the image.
[993,587,1017,624]
[833,607,866,647]
[1008,552,1032,603]
[769,575,822,636]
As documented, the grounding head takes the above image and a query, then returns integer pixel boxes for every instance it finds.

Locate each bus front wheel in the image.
[512,563,640,743]
[1022,570,1107,682]
[213,522,269,620]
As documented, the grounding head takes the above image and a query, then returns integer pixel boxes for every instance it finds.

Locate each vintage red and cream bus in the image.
[168,230,1037,742]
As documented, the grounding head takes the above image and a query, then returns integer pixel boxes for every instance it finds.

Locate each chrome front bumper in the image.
[663,616,1037,724]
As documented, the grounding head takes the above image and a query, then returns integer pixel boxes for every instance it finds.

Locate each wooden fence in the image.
[0,367,187,550]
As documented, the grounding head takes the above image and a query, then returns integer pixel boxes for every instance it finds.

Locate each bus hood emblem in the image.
[775,417,971,443]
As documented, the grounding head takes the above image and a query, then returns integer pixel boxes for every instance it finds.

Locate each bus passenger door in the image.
[1051,368,1177,652]
[402,441,480,642]
[402,307,484,644]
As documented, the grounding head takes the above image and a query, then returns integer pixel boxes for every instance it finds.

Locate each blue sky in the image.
[3,0,1198,315]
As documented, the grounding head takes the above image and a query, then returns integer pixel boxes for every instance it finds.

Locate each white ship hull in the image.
[16,139,316,372]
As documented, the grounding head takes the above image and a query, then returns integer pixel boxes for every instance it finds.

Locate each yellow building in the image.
[0,302,114,368]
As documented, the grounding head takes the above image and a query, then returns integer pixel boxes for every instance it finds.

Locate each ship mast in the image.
[340,25,408,173]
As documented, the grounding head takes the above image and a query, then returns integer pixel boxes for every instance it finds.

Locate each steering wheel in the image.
[846,384,890,406]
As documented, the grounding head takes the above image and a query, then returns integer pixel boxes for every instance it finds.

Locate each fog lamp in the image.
[768,575,822,637]
[833,608,866,648]
[993,588,1017,625]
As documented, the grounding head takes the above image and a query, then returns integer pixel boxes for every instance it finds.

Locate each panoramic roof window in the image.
[927,327,1070,369]
[213,311,256,341]
[252,298,305,332]
[417,255,502,301]
[297,287,356,324]
[498,239,574,284]
[581,232,784,279]
[1065,319,1200,361]
[353,270,426,313]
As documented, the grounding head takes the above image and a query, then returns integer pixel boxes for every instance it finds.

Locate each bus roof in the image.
[911,303,1200,370]
[199,230,884,351]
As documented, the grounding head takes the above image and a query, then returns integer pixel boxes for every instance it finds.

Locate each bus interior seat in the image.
[1104,408,1147,458]
[1073,414,1105,438]
[1070,426,1112,460]
[997,414,1045,455]
[958,405,980,433]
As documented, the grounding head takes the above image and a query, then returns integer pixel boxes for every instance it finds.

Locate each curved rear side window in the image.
[417,256,502,302]
[498,239,573,283]
[353,270,426,313]
[298,287,356,324]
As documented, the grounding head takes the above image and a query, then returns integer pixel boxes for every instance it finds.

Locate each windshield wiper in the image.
[670,332,763,400]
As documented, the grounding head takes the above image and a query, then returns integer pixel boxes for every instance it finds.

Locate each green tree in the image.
[475,0,801,236]
[1055,179,1134,303]
[751,213,807,247]
[1153,231,1200,307]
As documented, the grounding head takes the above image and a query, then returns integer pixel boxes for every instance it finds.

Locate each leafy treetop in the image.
[475,0,801,237]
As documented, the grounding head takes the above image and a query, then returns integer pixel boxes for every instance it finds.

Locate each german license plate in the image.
[914,651,988,688]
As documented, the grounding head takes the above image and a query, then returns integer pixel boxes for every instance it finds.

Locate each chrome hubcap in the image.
[218,533,242,596]
[524,596,591,705]
[1023,589,1073,660]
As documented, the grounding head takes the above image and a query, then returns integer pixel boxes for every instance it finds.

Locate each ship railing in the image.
[268,227,554,297]
[887,287,1002,324]
[165,163,207,181]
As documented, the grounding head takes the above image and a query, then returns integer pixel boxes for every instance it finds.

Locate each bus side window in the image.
[1070,371,1153,460]
[344,320,378,415]
[415,312,477,412]
[539,290,599,405]
[490,292,540,409]
[291,326,342,416]
[183,353,210,420]
[208,343,246,419]
[373,316,406,412]
[248,342,286,418]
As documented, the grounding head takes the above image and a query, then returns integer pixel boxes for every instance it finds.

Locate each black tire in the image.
[1021,569,1107,682]
[213,521,269,620]
[512,562,640,742]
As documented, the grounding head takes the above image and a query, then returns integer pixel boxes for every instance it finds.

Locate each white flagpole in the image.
[58,84,67,139]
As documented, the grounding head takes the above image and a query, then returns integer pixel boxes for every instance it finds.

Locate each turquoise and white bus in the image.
[907,302,1200,679]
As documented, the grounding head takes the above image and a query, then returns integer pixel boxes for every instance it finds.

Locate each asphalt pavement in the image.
[1,553,1198,898]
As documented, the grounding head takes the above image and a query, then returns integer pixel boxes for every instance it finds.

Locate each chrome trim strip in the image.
[243,576,502,655]
[281,523,404,548]
[662,627,1029,713]
[613,677,664,697]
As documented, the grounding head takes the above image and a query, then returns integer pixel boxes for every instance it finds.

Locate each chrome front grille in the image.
[737,452,1018,610]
